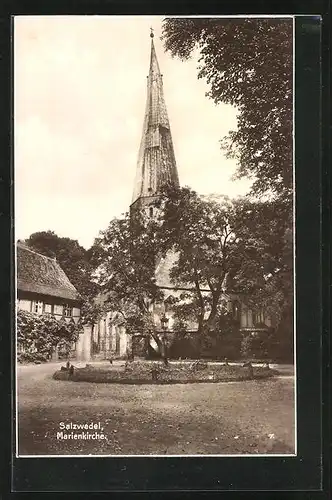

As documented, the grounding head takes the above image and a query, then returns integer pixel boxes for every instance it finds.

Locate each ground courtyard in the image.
[17,361,295,456]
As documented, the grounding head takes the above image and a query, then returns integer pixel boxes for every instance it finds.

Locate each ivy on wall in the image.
[17,310,81,363]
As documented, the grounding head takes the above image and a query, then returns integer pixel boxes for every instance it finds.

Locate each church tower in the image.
[130,30,180,219]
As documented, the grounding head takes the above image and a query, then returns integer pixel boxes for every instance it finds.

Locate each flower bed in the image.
[52,360,277,384]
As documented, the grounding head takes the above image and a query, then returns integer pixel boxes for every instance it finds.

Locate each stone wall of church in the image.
[89,313,130,360]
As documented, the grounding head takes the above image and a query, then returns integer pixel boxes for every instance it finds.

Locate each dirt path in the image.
[16,362,296,456]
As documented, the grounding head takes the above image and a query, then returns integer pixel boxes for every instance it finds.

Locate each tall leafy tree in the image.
[158,187,292,338]
[157,187,245,335]
[230,198,293,330]
[162,18,293,202]
[90,213,166,356]
[162,18,293,345]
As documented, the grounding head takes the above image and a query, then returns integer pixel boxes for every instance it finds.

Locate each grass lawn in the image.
[17,362,295,456]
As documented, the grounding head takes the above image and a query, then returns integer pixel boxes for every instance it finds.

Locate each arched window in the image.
[232,301,240,320]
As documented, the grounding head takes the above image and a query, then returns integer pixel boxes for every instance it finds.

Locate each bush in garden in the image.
[240,334,254,359]
[215,312,242,359]
[240,329,272,360]
[17,310,42,352]
[17,351,47,364]
[190,359,208,370]
[17,310,81,363]
[168,331,198,359]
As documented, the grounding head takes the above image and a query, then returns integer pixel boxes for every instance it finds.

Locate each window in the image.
[63,304,73,317]
[44,303,52,314]
[149,206,153,217]
[33,301,43,315]
[53,304,63,316]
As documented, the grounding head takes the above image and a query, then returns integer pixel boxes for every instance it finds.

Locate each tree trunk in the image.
[193,264,206,356]
[151,332,168,364]
[196,312,205,357]
[205,286,223,332]
[90,324,94,359]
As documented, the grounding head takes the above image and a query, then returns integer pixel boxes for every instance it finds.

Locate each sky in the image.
[14,15,252,249]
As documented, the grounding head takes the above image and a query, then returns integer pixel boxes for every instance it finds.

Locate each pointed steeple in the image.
[131,31,180,209]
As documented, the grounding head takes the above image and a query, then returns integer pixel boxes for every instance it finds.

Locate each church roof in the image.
[131,33,179,205]
[17,243,80,302]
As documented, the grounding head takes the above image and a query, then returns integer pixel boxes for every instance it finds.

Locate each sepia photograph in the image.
[14,15,295,457]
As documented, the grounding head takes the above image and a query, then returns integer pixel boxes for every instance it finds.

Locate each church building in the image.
[78,31,271,361]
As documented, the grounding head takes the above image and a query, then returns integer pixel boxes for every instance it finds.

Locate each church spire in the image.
[131,31,180,209]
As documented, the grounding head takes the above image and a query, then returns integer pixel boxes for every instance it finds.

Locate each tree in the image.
[90,213,166,358]
[162,18,294,353]
[157,187,293,341]
[156,187,246,337]
[231,198,293,334]
[162,18,293,203]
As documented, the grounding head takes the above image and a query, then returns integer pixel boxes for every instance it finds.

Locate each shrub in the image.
[190,359,208,371]
[17,310,81,363]
[240,329,272,360]
[17,351,48,364]
[168,331,198,359]
[240,335,254,359]
[169,313,242,360]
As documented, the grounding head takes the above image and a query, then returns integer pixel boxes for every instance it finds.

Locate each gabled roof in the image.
[17,243,80,302]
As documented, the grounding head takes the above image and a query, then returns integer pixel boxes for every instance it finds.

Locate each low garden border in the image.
[53,360,278,384]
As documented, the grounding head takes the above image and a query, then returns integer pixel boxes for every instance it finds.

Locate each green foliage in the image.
[17,310,81,363]
[157,186,292,335]
[90,213,165,356]
[240,330,272,360]
[168,331,199,360]
[169,312,242,360]
[216,312,242,359]
[91,213,163,314]
[162,18,294,343]
[232,199,293,331]
[17,352,47,364]
[80,300,104,327]
[157,186,246,334]
[162,18,293,202]
[240,335,254,359]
